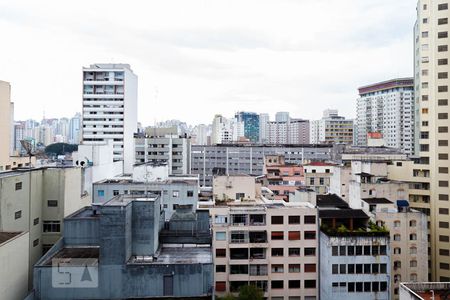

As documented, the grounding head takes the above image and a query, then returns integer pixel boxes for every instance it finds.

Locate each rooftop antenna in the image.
[153,86,159,137]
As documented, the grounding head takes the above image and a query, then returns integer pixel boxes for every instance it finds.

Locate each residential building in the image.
[0,231,29,300]
[191,144,334,187]
[267,119,310,145]
[412,0,450,282]
[356,78,415,154]
[211,114,244,144]
[303,162,335,194]
[399,282,450,300]
[192,124,209,145]
[0,80,32,171]
[135,127,191,175]
[276,112,290,122]
[261,155,305,201]
[235,111,260,143]
[69,113,82,144]
[211,175,318,299]
[93,174,199,220]
[32,195,213,300]
[259,113,270,143]
[310,109,353,144]
[319,207,391,300]
[0,167,90,288]
[82,63,138,174]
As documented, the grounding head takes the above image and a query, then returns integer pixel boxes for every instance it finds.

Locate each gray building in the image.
[191,144,333,186]
[93,175,199,220]
[135,127,191,175]
[32,195,213,300]
[319,208,391,300]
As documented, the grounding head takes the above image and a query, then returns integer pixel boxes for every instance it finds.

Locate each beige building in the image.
[412,0,450,282]
[0,80,32,171]
[0,167,90,288]
[303,162,335,194]
[0,231,29,300]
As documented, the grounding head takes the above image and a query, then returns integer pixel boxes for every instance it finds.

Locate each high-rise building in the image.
[192,124,209,145]
[275,111,290,122]
[235,111,260,142]
[82,64,137,174]
[267,119,310,144]
[310,110,354,144]
[259,113,270,143]
[69,113,82,144]
[210,114,244,144]
[356,78,415,154]
[413,0,450,282]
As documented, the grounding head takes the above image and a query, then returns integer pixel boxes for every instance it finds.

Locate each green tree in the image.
[238,285,264,300]
[44,143,78,156]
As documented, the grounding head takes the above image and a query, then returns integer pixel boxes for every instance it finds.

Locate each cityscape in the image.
[0,1,450,300]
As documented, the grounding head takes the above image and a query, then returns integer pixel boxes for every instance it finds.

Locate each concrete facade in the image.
[267,119,310,145]
[303,162,335,195]
[310,110,354,145]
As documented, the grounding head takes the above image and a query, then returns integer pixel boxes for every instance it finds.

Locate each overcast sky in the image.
[0,0,416,126]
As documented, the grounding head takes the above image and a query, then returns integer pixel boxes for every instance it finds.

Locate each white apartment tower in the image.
[414,0,450,282]
[211,114,244,144]
[356,78,415,154]
[82,64,137,174]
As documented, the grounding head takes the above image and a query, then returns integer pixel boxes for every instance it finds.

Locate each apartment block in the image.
[356,78,414,154]
[303,162,335,194]
[82,64,137,174]
[267,119,310,145]
[191,144,333,187]
[413,0,450,281]
[211,114,244,144]
[310,109,353,145]
[135,127,191,175]
[32,195,213,299]
[211,176,318,299]
[236,111,260,143]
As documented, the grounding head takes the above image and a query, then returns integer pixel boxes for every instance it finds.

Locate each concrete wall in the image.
[213,176,256,201]
[0,232,29,300]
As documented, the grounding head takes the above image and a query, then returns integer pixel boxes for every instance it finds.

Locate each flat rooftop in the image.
[401,282,450,300]
[316,194,349,208]
[154,246,212,264]
[0,232,22,244]
[67,207,101,219]
[105,194,159,206]
[43,247,99,266]
[362,198,393,204]
[319,209,369,219]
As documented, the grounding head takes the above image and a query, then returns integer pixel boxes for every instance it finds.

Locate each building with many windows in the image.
[82,64,137,174]
[310,109,353,145]
[235,111,260,143]
[267,119,310,145]
[356,78,415,154]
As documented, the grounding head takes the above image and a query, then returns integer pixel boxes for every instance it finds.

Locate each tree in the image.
[44,143,78,156]
[237,285,264,300]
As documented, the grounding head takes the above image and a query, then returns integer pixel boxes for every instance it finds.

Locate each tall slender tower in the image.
[415,0,450,281]
[82,64,137,173]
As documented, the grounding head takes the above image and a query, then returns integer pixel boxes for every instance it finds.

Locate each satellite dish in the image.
[20,140,34,156]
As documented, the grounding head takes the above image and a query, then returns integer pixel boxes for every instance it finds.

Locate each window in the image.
[289,280,301,289]
[380,245,387,255]
[364,264,371,274]
[271,248,284,257]
[172,191,179,197]
[230,265,248,274]
[438,59,448,65]
[439,167,449,174]
[439,3,449,10]
[15,182,22,190]
[439,99,448,106]
[356,264,363,274]
[439,45,449,52]
[271,231,284,240]
[216,265,226,272]
[410,220,417,227]
[394,247,401,255]
[356,246,362,255]
[410,260,418,267]
[364,246,371,255]
[439,18,449,25]
[440,208,449,214]
[216,249,226,257]
[410,247,417,254]
[33,239,39,247]
[288,231,300,240]
[271,281,284,289]
[304,280,316,288]
[372,264,379,274]
[304,264,316,272]
[113,190,119,196]
[288,216,300,224]
[394,234,401,241]
[439,127,449,133]
[215,281,226,292]
[271,216,283,224]
[440,235,450,242]
[304,247,316,256]
[43,221,61,233]
[411,274,418,281]
[14,210,22,219]
[440,221,449,228]
[340,264,346,274]
[304,231,316,240]
[422,31,429,38]
[304,215,316,224]
[332,264,338,274]
[394,220,401,227]
[438,31,448,39]
[440,249,450,256]
[439,72,448,79]
[288,248,300,256]
[439,153,449,160]
[289,264,300,273]
[47,200,58,207]
[332,246,338,256]
[440,194,449,201]
[33,218,39,225]
[410,233,417,241]
[347,246,355,255]
[439,140,449,146]
[348,264,355,274]
[235,193,245,199]
[215,232,226,241]
[187,190,194,197]
[439,181,449,187]
[215,215,227,224]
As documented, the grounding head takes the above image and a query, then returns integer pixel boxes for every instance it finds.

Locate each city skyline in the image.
[0,0,415,125]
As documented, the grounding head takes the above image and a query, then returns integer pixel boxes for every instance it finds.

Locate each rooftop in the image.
[400,282,450,300]
[105,194,159,206]
[0,232,22,245]
[358,77,414,95]
[319,209,369,219]
[316,194,349,208]
[42,247,99,266]
[128,246,212,265]
[362,198,393,204]
[304,162,336,167]
[193,144,333,149]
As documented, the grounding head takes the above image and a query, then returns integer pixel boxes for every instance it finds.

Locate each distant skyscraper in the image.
[82,64,137,173]
[275,111,290,122]
[310,109,353,144]
[211,114,244,144]
[69,113,82,144]
[259,113,270,143]
[356,78,414,154]
[235,111,260,142]
[267,118,309,144]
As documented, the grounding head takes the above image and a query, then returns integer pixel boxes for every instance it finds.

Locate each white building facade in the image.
[310,110,353,144]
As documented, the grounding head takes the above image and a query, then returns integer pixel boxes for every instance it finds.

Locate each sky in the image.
[0,0,416,126]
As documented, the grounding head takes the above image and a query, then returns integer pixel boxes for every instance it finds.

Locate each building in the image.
[32,195,213,300]
[192,124,209,145]
[0,231,29,300]
[211,175,319,299]
[276,112,290,122]
[261,155,305,201]
[93,174,199,220]
[69,113,82,145]
[310,109,353,144]
[356,78,415,154]
[135,127,191,175]
[259,113,270,143]
[303,162,335,194]
[412,0,450,282]
[191,144,334,187]
[0,167,90,289]
[0,80,32,171]
[319,207,391,300]
[399,282,450,299]
[211,114,244,144]
[235,111,260,143]
[267,119,310,145]
[82,64,138,174]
